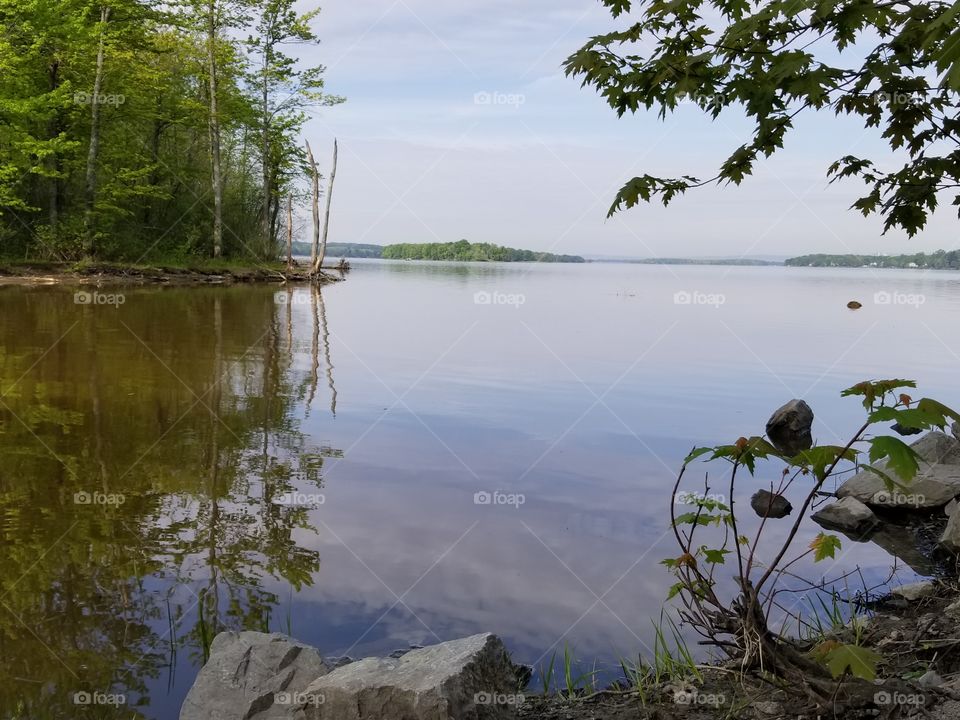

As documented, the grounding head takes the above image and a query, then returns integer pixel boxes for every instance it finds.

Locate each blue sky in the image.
[302,0,958,257]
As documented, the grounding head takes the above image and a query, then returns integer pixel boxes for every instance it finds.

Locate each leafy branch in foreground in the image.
[664,380,960,711]
[566,0,960,236]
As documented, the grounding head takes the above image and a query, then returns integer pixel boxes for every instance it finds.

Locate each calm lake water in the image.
[2,260,959,718]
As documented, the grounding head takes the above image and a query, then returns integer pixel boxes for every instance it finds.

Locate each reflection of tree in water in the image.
[0,286,339,718]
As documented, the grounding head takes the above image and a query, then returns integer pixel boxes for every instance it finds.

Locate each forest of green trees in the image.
[0,0,341,263]
[381,240,585,263]
[786,250,960,269]
[292,241,382,258]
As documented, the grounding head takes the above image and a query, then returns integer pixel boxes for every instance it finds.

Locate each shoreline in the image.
[0,261,344,286]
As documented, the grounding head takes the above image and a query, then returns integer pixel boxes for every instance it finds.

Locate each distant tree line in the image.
[0,0,342,263]
[615,257,778,267]
[381,240,585,263]
[786,251,960,269]
[293,243,383,258]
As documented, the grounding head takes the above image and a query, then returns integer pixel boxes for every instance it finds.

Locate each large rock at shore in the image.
[766,400,814,457]
[835,432,960,510]
[811,497,880,537]
[911,431,960,465]
[299,633,519,720]
[179,631,330,720]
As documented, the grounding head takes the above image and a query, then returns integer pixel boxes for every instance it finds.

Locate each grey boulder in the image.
[891,581,936,602]
[180,631,330,720]
[835,432,960,510]
[811,497,879,537]
[299,633,520,720]
[749,490,792,519]
[911,431,960,465]
[765,400,814,457]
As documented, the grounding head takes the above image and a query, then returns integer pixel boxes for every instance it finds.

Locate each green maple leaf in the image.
[869,436,922,482]
[823,644,882,681]
[810,532,841,562]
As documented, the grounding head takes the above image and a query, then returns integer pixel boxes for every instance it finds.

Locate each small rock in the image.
[388,649,411,659]
[945,600,960,617]
[811,497,879,537]
[918,670,943,688]
[953,422,960,444]
[940,509,960,553]
[946,499,958,517]
[750,490,792,519]
[515,664,533,690]
[753,701,782,716]
[891,581,936,602]
[765,399,814,457]
[892,422,923,436]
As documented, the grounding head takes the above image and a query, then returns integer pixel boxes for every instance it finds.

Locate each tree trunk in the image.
[206,0,223,258]
[83,5,111,259]
[312,139,337,275]
[270,194,280,250]
[305,140,320,267]
[143,106,165,227]
[48,60,62,242]
[261,56,271,259]
[286,196,293,270]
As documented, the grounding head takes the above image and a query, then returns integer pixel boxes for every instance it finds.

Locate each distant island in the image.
[786,250,960,269]
[296,240,585,263]
[383,240,585,262]
[291,242,383,258]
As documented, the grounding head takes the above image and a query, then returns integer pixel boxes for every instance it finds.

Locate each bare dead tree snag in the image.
[305,140,320,268]
[312,138,337,276]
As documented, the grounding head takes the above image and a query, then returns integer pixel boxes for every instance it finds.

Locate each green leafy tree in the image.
[0,1,339,262]
[566,0,960,236]
[246,0,343,260]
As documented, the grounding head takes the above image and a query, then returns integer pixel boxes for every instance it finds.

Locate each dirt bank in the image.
[518,580,960,720]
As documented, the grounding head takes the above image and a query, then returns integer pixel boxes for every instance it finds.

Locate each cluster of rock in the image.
[811,427,960,569]
[756,399,960,573]
[179,631,524,720]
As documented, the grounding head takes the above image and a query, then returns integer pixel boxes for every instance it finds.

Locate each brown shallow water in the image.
[1,260,959,718]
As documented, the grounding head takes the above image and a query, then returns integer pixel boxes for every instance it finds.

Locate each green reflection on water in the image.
[0,284,337,718]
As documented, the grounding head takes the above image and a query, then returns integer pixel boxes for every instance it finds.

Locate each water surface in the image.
[1,261,958,718]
